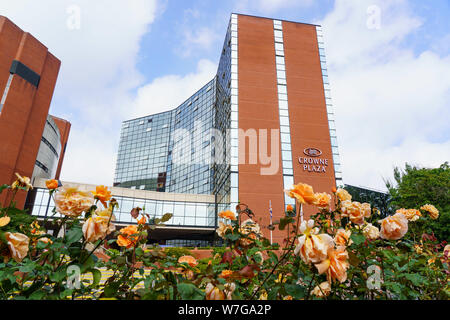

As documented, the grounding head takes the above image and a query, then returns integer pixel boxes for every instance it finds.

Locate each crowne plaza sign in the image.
[298,147,329,173]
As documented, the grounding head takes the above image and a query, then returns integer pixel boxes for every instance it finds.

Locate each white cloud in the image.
[318,0,450,190]
[234,0,314,14]
[129,59,217,119]
[180,27,221,57]
[0,0,159,186]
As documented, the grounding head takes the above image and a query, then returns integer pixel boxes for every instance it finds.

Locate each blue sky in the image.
[1,0,449,191]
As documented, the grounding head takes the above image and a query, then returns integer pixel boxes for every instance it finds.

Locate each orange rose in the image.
[5,232,30,262]
[45,179,58,190]
[54,186,94,217]
[205,283,225,300]
[379,213,408,240]
[82,208,115,243]
[315,246,349,284]
[396,208,421,222]
[363,223,380,240]
[178,255,198,267]
[11,173,33,191]
[311,281,331,298]
[420,204,439,220]
[219,269,234,279]
[0,216,10,227]
[284,183,316,205]
[443,244,450,260]
[334,228,352,247]
[218,210,236,221]
[117,225,139,248]
[336,188,351,202]
[286,204,294,212]
[216,221,233,238]
[91,185,112,208]
[341,201,371,225]
[239,219,262,247]
[294,220,333,264]
[313,192,331,210]
[137,216,147,225]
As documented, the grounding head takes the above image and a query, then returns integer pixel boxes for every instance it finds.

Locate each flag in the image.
[269,200,272,221]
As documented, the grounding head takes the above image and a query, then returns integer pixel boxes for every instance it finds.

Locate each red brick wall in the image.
[236,15,336,244]
[283,21,336,219]
[0,16,60,208]
[237,15,285,245]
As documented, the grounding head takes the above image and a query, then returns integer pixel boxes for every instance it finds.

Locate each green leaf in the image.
[404,273,427,286]
[19,263,35,273]
[278,217,294,231]
[49,267,67,283]
[348,251,360,267]
[0,184,9,195]
[225,233,240,242]
[104,281,121,297]
[350,233,366,246]
[381,250,395,261]
[65,227,83,244]
[284,284,306,299]
[87,268,102,287]
[160,213,173,223]
[59,289,74,299]
[177,283,204,300]
[29,290,46,300]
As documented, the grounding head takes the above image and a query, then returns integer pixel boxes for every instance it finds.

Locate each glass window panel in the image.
[281,143,291,151]
[163,202,174,215]
[185,204,196,216]
[280,126,290,133]
[184,216,195,225]
[279,100,288,109]
[280,116,290,126]
[279,109,289,116]
[196,217,207,226]
[281,132,291,143]
[283,176,294,188]
[275,43,284,51]
[196,205,207,218]
[282,151,291,161]
[274,30,283,38]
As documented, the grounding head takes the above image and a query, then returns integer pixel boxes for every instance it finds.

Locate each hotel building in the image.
[26,13,342,247]
[112,13,343,245]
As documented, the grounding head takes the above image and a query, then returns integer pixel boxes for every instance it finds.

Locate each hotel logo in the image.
[299,147,328,173]
[303,147,322,157]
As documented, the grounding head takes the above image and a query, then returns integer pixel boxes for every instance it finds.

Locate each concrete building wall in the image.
[52,115,71,180]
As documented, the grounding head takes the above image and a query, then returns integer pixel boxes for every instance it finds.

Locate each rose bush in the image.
[0,175,448,300]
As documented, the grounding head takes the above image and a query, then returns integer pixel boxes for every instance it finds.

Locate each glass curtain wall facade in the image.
[114,78,217,195]
[114,14,344,235]
[28,187,215,227]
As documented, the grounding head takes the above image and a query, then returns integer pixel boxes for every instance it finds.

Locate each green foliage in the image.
[163,247,193,259]
[0,178,447,301]
[386,162,450,241]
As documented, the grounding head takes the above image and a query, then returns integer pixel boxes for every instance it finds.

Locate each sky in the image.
[1,0,449,192]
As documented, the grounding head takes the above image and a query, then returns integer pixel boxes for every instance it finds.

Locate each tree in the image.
[385,162,450,241]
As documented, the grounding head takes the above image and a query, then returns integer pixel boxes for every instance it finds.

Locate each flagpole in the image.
[269,200,273,245]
